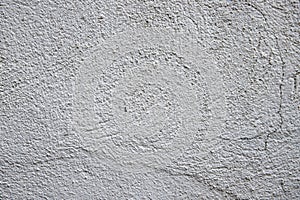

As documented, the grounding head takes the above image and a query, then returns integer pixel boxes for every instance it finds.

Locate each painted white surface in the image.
[1,0,299,199]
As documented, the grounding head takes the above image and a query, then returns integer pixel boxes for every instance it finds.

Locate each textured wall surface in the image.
[1,0,299,199]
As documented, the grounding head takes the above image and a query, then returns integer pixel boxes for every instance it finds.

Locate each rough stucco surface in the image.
[1,0,299,199]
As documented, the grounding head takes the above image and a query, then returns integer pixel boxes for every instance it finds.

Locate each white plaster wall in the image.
[1,0,299,199]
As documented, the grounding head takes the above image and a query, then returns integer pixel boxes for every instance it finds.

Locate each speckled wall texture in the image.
[1,0,299,199]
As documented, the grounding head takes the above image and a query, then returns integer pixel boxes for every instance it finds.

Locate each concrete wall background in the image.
[1,0,299,199]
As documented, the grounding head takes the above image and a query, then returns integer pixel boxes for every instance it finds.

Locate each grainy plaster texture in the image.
[1,0,299,199]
